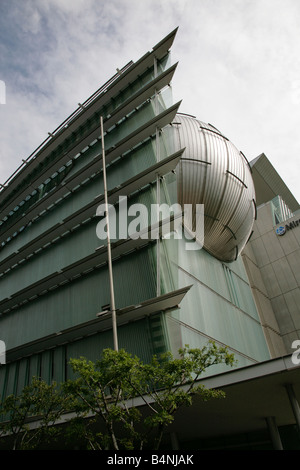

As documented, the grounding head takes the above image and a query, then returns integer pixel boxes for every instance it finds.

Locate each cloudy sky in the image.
[0,0,299,203]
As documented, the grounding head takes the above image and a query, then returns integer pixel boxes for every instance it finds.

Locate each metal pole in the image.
[286,384,300,432]
[156,129,161,297]
[265,416,283,450]
[100,116,118,351]
[154,56,161,297]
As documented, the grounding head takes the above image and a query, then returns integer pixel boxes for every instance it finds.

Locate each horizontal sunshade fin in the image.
[58,103,181,191]
[0,100,181,226]
[0,149,184,270]
[0,214,182,313]
[5,283,190,363]
[100,101,182,166]
[0,63,177,221]
[0,140,183,244]
[104,62,178,130]
[0,28,178,210]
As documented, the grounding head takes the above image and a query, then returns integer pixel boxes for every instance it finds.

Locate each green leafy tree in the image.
[64,341,235,450]
[0,342,235,450]
[0,377,70,450]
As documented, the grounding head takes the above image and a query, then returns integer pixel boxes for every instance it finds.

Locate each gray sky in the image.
[0,0,299,203]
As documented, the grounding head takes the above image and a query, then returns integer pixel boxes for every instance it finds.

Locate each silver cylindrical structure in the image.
[172,114,256,262]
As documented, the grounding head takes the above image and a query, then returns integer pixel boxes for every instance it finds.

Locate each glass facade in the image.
[271,195,294,225]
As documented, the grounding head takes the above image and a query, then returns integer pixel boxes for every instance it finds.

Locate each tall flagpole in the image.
[100,116,118,351]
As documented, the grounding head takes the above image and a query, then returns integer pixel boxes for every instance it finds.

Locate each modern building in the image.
[0,28,299,450]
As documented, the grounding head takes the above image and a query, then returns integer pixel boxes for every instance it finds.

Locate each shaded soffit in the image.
[166,354,300,444]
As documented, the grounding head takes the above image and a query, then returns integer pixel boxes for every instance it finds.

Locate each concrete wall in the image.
[242,202,300,356]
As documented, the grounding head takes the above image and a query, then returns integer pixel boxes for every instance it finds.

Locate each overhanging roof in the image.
[164,353,300,447]
[251,153,299,212]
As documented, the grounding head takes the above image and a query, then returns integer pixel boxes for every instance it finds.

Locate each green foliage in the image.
[0,377,71,450]
[63,341,235,450]
[0,341,235,450]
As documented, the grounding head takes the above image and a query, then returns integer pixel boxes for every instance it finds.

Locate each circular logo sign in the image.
[276,225,285,236]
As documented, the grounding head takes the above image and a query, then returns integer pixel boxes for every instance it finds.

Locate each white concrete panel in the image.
[261,264,282,298]
[272,257,298,293]
[271,295,294,335]
[248,236,270,267]
[284,289,300,330]
[287,250,300,285]
[261,231,286,263]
